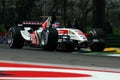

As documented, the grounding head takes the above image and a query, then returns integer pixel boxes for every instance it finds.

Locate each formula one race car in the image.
[7,16,105,52]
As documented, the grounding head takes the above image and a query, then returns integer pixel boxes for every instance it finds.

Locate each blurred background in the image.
[0,0,120,34]
[1,0,120,47]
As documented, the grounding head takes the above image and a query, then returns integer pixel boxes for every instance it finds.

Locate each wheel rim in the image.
[8,31,13,46]
[41,30,49,46]
[74,41,80,51]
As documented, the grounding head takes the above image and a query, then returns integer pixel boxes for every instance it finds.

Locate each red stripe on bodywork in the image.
[58,30,68,34]
[30,32,37,45]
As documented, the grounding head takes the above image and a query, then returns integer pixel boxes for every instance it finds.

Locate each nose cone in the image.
[79,35,87,42]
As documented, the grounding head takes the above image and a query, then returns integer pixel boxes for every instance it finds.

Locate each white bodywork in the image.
[20,27,87,44]
[57,28,88,43]
[20,27,31,41]
[20,27,43,41]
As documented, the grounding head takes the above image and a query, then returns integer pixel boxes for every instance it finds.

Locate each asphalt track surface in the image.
[0,44,120,71]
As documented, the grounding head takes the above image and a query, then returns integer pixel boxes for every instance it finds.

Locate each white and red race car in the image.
[7,16,105,52]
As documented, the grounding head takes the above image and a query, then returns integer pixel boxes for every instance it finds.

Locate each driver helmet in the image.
[52,22,60,28]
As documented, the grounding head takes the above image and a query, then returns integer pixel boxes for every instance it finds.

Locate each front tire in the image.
[88,28,105,52]
[8,27,25,49]
[90,42,105,52]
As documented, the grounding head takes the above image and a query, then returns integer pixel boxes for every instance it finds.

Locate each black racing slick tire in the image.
[8,27,25,49]
[90,42,105,52]
[41,27,58,51]
[88,28,105,52]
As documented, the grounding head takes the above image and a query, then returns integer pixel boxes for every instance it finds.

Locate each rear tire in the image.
[8,27,25,49]
[41,27,58,51]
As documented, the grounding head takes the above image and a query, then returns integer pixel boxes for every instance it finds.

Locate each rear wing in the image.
[18,21,42,27]
[17,16,56,28]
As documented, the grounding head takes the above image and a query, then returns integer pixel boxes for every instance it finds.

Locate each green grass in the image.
[113,27,120,34]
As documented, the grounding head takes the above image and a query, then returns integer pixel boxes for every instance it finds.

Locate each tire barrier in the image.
[0,32,8,44]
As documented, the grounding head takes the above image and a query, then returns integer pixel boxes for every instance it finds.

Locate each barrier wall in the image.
[105,34,120,47]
